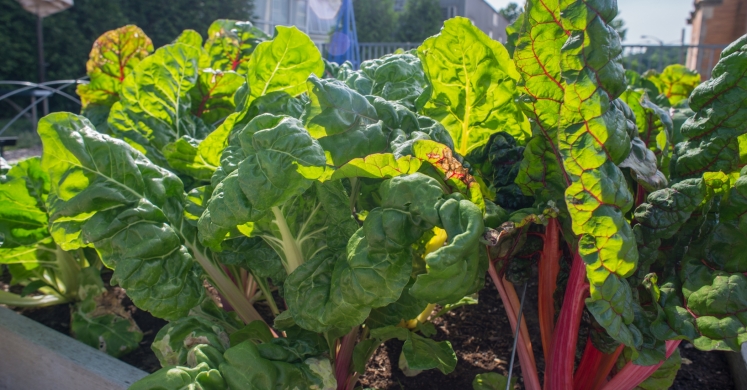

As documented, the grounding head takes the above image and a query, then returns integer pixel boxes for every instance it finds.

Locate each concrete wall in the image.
[687,0,747,72]
[438,0,508,42]
[463,0,508,42]
[690,0,747,45]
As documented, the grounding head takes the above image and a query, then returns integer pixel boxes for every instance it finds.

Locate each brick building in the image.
[687,0,747,71]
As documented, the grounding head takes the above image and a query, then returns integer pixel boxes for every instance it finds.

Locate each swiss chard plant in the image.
[26,4,747,389]
[0,156,143,357]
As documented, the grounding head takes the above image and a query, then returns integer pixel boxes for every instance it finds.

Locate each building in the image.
[687,0,747,73]
[438,0,509,42]
[253,0,510,45]
[252,0,337,45]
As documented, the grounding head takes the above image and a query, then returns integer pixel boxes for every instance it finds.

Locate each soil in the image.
[2,268,737,388]
[358,276,736,390]
[4,269,167,374]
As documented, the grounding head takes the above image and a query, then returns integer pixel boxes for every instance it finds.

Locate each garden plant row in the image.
[1,1,746,389]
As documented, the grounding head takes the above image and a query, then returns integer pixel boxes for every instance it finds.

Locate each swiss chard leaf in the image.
[39,112,204,320]
[418,17,530,156]
[77,25,154,129]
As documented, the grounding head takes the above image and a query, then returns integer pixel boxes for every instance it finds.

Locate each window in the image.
[440,5,458,19]
[493,13,499,26]
[272,0,291,25]
[294,0,307,28]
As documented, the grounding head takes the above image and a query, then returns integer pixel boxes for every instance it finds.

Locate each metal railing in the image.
[0,79,86,136]
[320,42,421,63]
[323,42,729,79]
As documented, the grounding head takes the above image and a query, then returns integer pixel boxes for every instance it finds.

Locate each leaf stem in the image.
[192,250,264,325]
[538,217,561,370]
[488,259,541,390]
[255,276,280,316]
[547,250,589,390]
[600,340,680,390]
[271,206,305,273]
[335,326,359,390]
[0,290,68,307]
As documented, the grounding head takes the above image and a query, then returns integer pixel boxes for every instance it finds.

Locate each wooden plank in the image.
[0,306,147,390]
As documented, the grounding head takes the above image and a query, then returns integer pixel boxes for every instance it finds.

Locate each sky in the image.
[485,0,694,45]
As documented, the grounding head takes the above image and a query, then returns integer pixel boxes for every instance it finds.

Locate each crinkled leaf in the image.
[108,43,204,166]
[245,26,324,105]
[645,64,700,107]
[189,69,245,126]
[76,25,154,110]
[129,362,226,390]
[164,136,216,181]
[0,157,49,248]
[202,20,269,73]
[39,113,203,319]
[671,37,747,179]
[219,341,336,390]
[71,280,144,358]
[418,17,529,155]
[151,316,230,367]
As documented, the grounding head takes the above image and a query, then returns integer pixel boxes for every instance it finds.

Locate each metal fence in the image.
[323,42,729,79]
[320,42,421,63]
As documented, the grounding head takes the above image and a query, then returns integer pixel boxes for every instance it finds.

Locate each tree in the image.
[354,0,398,42]
[396,0,442,43]
[610,18,627,42]
[498,2,523,24]
[0,0,253,117]
[0,0,253,83]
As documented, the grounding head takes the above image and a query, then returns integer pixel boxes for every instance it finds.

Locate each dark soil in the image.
[8,270,167,374]
[3,268,737,388]
[359,275,736,390]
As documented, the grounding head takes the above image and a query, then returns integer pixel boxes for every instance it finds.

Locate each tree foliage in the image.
[498,2,523,24]
[353,0,398,42]
[396,0,443,42]
[0,0,252,84]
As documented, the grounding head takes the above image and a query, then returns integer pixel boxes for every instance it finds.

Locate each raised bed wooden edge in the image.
[0,306,147,390]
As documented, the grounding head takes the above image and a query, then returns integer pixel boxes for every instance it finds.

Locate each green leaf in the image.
[473,372,517,390]
[198,114,327,250]
[219,341,336,390]
[303,76,388,166]
[0,157,49,248]
[230,320,274,347]
[671,36,747,179]
[39,113,204,320]
[410,196,487,304]
[356,52,428,110]
[163,136,216,181]
[129,363,227,390]
[189,69,245,126]
[368,325,456,375]
[330,154,422,180]
[367,279,427,329]
[173,29,203,48]
[418,17,529,155]
[108,43,203,166]
[202,20,269,73]
[245,26,324,105]
[152,316,230,367]
[71,283,144,358]
[401,333,456,375]
[645,64,700,107]
[76,25,154,110]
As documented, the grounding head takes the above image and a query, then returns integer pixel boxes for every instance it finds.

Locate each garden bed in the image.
[5,268,736,389]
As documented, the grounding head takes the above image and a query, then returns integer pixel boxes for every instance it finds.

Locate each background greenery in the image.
[354,0,443,43]
[0,0,253,127]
